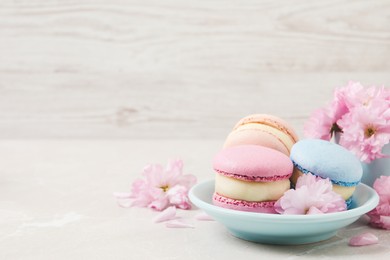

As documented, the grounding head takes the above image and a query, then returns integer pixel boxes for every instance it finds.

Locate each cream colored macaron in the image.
[224,114,299,155]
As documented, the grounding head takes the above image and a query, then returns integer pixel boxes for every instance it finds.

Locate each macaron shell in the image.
[213,145,293,181]
[233,114,299,143]
[223,127,290,155]
[213,192,277,213]
[290,139,363,185]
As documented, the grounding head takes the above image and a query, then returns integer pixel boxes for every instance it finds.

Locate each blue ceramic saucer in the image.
[189,180,379,245]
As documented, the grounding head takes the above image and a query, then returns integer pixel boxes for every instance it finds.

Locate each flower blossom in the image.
[304,101,344,141]
[335,81,390,110]
[275,174,347,215]
[338,104,390,163]
[304,81,390,162]
[367,176,390,229]
[115,159,197,211]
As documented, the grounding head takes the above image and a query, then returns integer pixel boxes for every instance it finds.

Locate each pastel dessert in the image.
[290,139,363,206]
[223,114,299,155]
[212,145,293,213]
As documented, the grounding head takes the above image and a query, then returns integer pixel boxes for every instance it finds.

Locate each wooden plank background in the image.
[0,0,389,139]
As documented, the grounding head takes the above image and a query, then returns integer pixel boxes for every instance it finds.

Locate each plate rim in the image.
[189,179,379,221]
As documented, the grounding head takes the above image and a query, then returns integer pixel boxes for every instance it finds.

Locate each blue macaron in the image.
[290,139,362,186]
[290,139,362,208]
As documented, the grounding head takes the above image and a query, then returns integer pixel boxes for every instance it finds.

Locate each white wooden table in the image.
[1,140,389,259]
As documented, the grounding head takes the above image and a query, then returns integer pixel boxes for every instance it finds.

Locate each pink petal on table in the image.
[113,192,132,199]
[195,212,214,221]
[165,219,194,228]
[116,199,133,208]
[349,233,379,247]
[153,206,176,223]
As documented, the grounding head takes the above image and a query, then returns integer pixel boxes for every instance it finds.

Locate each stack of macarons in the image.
[212,114,363,213]
[213,114,298,213]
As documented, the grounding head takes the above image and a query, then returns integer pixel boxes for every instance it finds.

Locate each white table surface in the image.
[1,139,390,259]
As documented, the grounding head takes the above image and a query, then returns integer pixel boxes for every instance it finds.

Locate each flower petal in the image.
[195,212,214,221]
[165,219,194,228]
[148,196,169,211]
[153,206,176,223]
[349,233,379,247]
[379,215,390,229]
[307,206,324,215]
[167,185,192,210]
[116,199,133,208]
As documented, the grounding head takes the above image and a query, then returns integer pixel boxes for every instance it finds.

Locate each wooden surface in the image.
[0,0,389,138]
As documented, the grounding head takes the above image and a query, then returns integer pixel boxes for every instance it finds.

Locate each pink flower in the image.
[167,185,192,210]
[334,81,365,110]
[304,106,335,140]
[338,105,390,163]
[117,159,197,211]
[367,176,390,229]
[373,175,390,202]
[275,174,347,215]
[334,81,389,110]
[304,100,346,141]
[305,81,390,162]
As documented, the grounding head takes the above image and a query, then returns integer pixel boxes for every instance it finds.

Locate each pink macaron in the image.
[213,145,293,213]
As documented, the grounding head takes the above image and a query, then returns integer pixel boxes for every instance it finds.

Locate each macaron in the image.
[212,145,293,213]
[290,139,363,206]
[223,114,299,155]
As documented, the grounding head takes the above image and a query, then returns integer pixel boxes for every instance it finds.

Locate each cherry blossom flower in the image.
[334,81,365,110]
[304,106,336,141]
[367,176,390,229]
[115,159,197,211]
[338,105,390,163]
[275,174,347,215]
[304,96,347,141]
[305,81,390,162]
[166,185,192,210]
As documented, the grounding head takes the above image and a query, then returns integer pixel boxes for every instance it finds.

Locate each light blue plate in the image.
[189,180,379,245]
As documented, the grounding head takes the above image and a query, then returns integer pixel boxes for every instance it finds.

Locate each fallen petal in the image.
[113,192,132,199]
[195,212,214,221]
[116,199,133,208]
[153,206,176,223]
[349,233,379,247]
[166,219,194,228]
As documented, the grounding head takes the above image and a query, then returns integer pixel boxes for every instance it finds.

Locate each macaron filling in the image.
[215,168,291,182]
[291,160,361,187]
[215,174,291,202]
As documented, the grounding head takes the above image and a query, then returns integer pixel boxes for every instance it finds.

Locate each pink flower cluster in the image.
[367,176,390,229]
[275,174,346,215]
[304,81,390,163]
[114,159,197,211]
